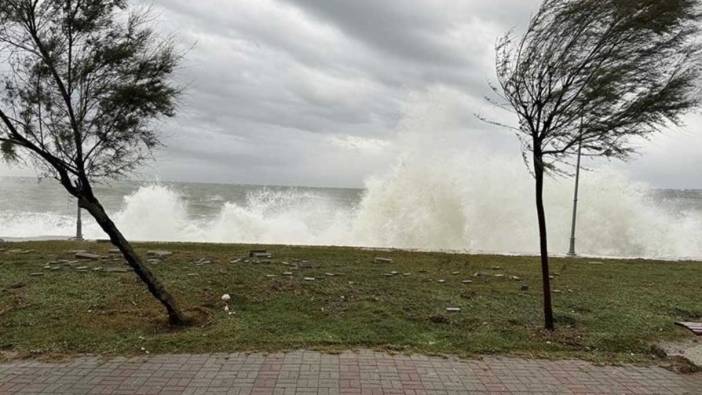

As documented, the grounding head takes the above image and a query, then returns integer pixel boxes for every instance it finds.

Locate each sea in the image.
[1,174,701,260]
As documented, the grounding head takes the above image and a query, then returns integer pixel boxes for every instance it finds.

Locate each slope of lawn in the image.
[0,240,700,363]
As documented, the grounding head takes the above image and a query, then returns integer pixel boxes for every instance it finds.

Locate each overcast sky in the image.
[1,0,700,189]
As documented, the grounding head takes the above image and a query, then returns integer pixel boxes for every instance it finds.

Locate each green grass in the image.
[0,240,700,363]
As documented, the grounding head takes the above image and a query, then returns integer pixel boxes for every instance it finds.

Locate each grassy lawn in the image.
[0,240,700,363]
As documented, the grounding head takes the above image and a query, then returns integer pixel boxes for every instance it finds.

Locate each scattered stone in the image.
[510,276,521,281]
[50,266,61,271]
[29,272,44,277]
[303,277,316,281]
[374,257,393,263]
[283,272,293,276]
[230,258,242,264]
[437,279,446,284]
[249,250,272,259]
[187,273,198,277]
[390,271,399,275]
[403,273,412,276]
[194,258,211,265]
[549,275,555,279]
[494,274,505,278]
[656,340,702,369]
[265,274,276,278]
[281,261,290,265]
[147,250,173,258]
[676,322,702,336]
[446,307,461,313]
[452,271,460,275]
[93,267,103,272]
[75,252,101,260]
[108,248,120,254]
[325,273,336,277]
[553,289,562,294]
[462,280,473,284]
[520,284,529,291]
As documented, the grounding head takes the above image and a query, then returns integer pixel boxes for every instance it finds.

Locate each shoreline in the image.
[2,235,701,263]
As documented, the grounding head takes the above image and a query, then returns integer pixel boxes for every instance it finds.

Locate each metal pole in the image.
[76,199,83,241]
[567,119,583,257]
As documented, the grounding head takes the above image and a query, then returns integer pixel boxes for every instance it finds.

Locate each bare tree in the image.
[0,0,188,325]
[486,0,702,330]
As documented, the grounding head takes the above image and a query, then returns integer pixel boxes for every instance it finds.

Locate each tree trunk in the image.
[78,194,188,326]
[534,152,555,331]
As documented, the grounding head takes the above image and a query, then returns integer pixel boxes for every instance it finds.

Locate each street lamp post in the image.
[76,199,83,241]
[567,119,583,257]
[75,177,83,241]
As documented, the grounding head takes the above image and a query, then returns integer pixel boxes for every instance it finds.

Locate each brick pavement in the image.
[1,350,700,394]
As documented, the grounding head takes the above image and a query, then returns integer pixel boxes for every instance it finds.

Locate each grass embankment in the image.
[0,241,700,363]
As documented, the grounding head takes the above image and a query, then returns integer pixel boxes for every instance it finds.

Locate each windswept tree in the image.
[0,0,188,325]
[487,0,702,330]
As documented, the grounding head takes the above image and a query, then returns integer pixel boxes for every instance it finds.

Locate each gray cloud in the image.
[1,0,699,189]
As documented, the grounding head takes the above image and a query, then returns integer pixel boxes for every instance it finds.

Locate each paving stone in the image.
[0,350,700,394]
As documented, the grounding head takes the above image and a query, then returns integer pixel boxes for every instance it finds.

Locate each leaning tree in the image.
[0,0,188,325]
[487,0,701,330]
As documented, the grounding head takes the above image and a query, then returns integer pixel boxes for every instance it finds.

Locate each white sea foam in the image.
[2,166,701,260]
[1,88,700,259]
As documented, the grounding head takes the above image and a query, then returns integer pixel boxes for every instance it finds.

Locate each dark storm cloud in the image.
[1,0,699,188]
[282,0,509,65]
[147,0,538,170]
